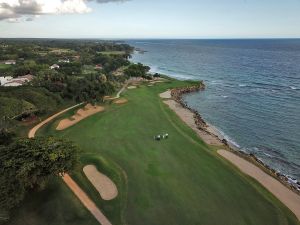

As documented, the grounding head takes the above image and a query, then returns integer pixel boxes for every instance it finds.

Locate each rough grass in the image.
[0,64,11,70]
[6,177,98,225]
[8,79,300,225]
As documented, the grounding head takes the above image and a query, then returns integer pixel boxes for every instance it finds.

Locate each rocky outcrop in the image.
[171,82,208,131]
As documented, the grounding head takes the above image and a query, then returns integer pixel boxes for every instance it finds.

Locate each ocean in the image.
[127,39,300,182]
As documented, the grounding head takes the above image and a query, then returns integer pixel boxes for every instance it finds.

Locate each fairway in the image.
[8,80,299,225]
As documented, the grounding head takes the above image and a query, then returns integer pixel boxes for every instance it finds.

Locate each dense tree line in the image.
[124,63,151,78]
[0,136,79,222]
[0,86,62,120]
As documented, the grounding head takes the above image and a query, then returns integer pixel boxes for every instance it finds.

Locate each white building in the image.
[0,76,13,85]
[50,64,60,70]
[4,60,16,65]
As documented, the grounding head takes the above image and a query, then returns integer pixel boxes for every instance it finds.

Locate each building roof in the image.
[50,64,60,69]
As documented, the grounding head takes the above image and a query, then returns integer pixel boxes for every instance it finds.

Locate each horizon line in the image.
[0,37,300,40]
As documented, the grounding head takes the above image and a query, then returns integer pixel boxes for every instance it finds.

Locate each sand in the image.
[63,174,112,225]
[28,103,84,138]
[163,100,223,146]
[159,90,171,99]
[150,80,165,85]
[114,98,128,104]
[127,86,137,89]
[56,104,104,131]
[83,165,118,201]
[218,150,300,221]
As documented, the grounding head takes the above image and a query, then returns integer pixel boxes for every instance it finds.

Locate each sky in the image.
[0,0,300,39]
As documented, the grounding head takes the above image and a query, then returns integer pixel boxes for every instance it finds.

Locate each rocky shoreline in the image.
[170,81,300,195]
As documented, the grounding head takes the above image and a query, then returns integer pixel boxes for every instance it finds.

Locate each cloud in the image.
[90,0,129,3]
[0,0,128,22]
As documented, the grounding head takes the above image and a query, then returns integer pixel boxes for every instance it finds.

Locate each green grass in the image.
[7,80,300,225]
[99,51,125,55]
[0,64,11,70]
[7,177,98,225]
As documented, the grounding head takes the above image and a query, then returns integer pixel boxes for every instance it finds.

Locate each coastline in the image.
[161,81,300,220]
[167,81,300,195]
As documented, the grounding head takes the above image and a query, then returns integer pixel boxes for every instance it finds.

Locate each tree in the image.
[0,136,79,220]
[124,63,150,78]
[0,128,15,146]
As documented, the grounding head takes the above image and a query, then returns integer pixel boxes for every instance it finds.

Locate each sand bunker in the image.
[127,86,137,89]
[164,100,222,146]
[114,98,128,104]
[150,81,165,85]
[159,90,171,99]
[56,104,104,130]
[103,96,112,100]
[83,165,118,200]
[218,150,300,220]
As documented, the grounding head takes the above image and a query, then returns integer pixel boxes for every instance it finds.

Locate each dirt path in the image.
[28,104,112,225]
[28,103,84,138]
[114,81,129,99]
[103,81,129,101]
[218,150,300,221]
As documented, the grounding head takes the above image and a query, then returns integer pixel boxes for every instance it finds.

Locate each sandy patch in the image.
[163,100,222,146]
[150,80,165,85]
[56,104,104,130]
[83,165,118,201]
[218,150,300,221]
[63,174,112,225]
[159,90,171,99]
[28,103,84,138]
[114,98,128,104]
[103,96,112,100]
[127,86,137,89]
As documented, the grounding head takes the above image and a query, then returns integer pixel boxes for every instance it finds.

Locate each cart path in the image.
[28,103,84,138]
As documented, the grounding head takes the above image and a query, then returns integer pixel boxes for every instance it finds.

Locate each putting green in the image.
[9,79,299,225]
